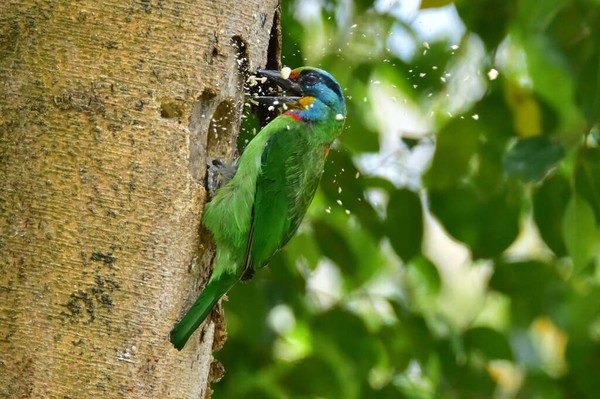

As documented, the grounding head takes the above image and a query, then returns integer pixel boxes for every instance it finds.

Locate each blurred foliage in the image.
[214,1,600,398]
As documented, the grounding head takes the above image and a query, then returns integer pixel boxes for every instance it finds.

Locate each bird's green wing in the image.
[248,117,327,271]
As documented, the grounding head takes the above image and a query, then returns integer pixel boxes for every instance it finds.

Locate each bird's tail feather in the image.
[170,273,237,350]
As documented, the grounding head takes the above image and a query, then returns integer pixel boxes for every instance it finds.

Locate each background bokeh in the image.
[215,1,600,398]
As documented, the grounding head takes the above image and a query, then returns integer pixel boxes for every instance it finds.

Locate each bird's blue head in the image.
[255,67,346,123]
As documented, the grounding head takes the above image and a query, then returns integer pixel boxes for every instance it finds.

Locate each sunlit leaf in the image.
[504,81,542,137]
[562,194,597,272]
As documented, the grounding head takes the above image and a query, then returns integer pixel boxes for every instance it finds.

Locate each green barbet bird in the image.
[170,67,346,350]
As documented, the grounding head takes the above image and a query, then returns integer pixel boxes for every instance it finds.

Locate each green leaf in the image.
[489,261,565,326]
[283,231,323,272]
[428,186,479,247]
[518,372,567,399]
[406,256,441,310]
[464,327,513,360]
[455,1,515,49]
[473,136,508,195]
[321,149,383,238]
[518,33,584,133]
[562,194,598,272]
[516,0,567,33]
[386,189,423,262]
[472,78,517,141]
[564,287,600,396]
[341,108,380,153]
[503,81,543,137]
[503,136,565,182]
[353,0,377,13]
[428,184,521,259]
[474,186,522,258]
[312,309,381,374]
[280,355,345,398]
[424,118,480,191]
[420,0,454,9]
[386,304,435,364]
[313,220,355,272]
[336,64,380,153]
[312,215,385,289]
[576,51,600,124]
[532,173,570,256]
[575,147,600,222]
[403,41,454,96]
[436,338,496,397]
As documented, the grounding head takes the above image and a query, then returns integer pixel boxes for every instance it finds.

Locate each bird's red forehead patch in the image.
[289,70,300,79]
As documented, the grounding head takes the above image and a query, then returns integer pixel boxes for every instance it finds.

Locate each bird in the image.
[169,66,346,350]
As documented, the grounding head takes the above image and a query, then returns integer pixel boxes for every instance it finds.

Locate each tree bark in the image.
[0,0,278,397]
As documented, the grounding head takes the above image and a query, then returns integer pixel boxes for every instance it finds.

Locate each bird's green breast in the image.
[249,116,332,269]
[202,112,341,277]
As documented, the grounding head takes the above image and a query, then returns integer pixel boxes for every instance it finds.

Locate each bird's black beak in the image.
[256,69,302,94]
[249,69,303,105]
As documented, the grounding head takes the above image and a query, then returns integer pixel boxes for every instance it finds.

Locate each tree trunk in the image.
[0,0,278,397]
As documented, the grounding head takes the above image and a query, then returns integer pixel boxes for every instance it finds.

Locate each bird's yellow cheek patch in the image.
[298,96,315,109]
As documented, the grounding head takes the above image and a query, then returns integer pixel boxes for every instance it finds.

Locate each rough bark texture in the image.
[0,0,278,397]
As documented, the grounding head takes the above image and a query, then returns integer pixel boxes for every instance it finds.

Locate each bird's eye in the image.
[303,74,319,86]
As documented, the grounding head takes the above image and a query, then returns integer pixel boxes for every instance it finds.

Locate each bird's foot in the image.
[241,265,255,282]
[206,159,237,198]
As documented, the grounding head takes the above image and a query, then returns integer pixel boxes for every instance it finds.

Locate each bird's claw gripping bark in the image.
[241,265,255,282]
[206,159,237,199]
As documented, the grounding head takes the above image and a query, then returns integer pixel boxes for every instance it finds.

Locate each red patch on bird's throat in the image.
[284,111,302,121]
[324,144,331,157]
